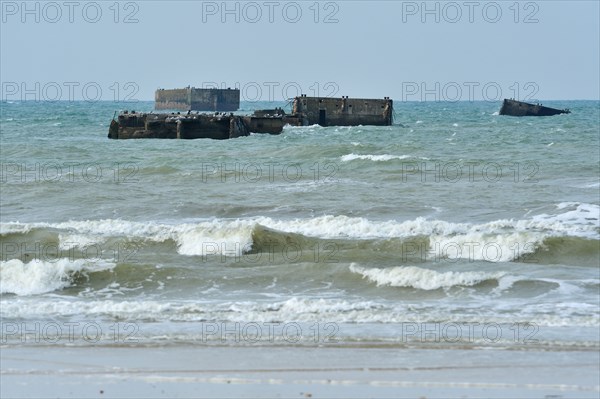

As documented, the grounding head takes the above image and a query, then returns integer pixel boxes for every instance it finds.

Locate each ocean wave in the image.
[0,219,254,257]
[530,236,600,266]
[349,264,506,290]
[0,258,115,296]
[2,296,597,327]
[1,203,597,263]
[0,222,33,235]
[340,153,412,162]
[531,202,599,235]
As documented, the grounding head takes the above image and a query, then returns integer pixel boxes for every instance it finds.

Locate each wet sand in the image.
[1,345,599,398]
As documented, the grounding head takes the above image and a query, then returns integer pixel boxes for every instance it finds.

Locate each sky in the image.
[1,0,599,102]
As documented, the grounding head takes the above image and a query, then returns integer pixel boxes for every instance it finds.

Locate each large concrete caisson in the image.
[155,87,240,111]
[292,95,393,126]
[108,111,286,140]
[499,99,571,117]
[110,96,395,140]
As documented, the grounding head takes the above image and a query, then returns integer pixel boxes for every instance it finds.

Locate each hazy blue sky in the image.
[1,1,599,101]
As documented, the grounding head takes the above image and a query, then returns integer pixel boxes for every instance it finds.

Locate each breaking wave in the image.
[1,203,597,264]
[0,258,115,296]
[2,296,597,328]
[340,153,413,162]
[349,264,506,290]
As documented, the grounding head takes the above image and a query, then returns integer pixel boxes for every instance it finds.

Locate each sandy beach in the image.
[2,344,599,398]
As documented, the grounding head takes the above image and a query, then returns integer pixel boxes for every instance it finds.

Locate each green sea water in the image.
[1,100,598,348]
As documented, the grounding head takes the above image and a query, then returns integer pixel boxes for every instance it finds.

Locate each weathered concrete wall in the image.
[499,99,571,117]
[292,95,393,126]
[155,88,240,111]
[176,116,231,139]
[190,88,240,111]
[252,108,286,117]
[112,95,395,140]
[109,111,284,140]
[155,89,190,111]
[242,116,287,134]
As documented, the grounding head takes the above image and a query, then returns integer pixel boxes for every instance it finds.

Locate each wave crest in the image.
[349,264,506,290]
[0,258,115,296]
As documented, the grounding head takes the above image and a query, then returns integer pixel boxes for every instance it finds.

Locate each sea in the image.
[1,100,598,350]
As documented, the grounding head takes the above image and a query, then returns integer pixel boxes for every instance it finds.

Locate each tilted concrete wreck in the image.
[155,87,240,111]
[108,95,394,139]
[499,99,570,117]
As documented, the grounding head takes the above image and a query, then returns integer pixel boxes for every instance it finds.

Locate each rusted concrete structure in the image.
[108,111,286,140]
[499,99,570,117]
[111,95,394,140]
[155,87,240,111]
[292,95,393,126]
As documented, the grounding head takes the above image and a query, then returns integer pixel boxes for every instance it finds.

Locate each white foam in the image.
[175,220,255,256]
[429,231,541,262]
[531,202,599,236]
[2,202,597,262]
[1,219,256,257]
[0,258,115,296]
[256,211,595,262]
[2,296,596,327]
[0,297,387,323]
[349,264,506,290]
[340,153,412,162]
[0,222,32,235]
[256,214,426,239]
[283,124,321,130]
[258,213,590,242]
